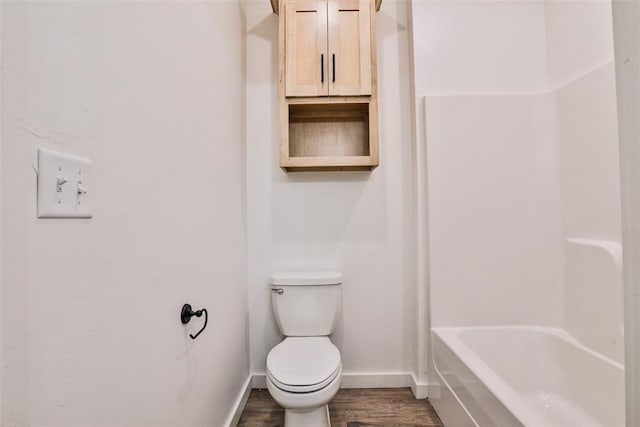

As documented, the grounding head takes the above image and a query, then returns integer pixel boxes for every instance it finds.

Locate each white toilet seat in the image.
[267,364,341,393]
[267,337,341,393]
[266,363,343,412]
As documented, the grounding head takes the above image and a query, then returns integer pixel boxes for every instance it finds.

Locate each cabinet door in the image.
[285,0,329,97]
[327,0,372,96]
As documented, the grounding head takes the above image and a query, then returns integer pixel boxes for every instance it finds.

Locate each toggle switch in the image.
[37,148,93,218]
[56,176,68,192]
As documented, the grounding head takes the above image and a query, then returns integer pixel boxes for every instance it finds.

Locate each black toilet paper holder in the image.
[181,304,208,340]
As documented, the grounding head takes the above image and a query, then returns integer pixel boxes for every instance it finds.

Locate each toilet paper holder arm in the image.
[180,303,208,340]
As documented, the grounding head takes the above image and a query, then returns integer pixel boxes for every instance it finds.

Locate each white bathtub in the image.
[431,326,625,427]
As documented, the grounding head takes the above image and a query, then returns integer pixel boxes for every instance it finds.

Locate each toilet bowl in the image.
[266,337,342,426]
[267,272,343,427]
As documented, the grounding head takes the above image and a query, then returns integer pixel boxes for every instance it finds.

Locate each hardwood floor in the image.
[237,388,444,427]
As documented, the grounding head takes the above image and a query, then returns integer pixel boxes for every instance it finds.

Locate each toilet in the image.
[266,271,343,427]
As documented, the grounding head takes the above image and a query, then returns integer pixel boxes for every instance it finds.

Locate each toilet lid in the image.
[267,337,341,392]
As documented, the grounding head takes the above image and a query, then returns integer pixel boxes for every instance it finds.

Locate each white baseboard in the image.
[251,372,414,390]
[252,373,267,389]
[410,373,429,399]
[224,375,252,427]
[340,372,412,388]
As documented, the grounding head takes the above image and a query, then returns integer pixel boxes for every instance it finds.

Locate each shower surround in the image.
[412,0,623,425]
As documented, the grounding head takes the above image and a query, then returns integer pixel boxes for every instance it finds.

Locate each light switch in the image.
[37,148,92,218]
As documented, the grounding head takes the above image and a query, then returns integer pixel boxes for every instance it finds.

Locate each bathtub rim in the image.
[431,325,624,426]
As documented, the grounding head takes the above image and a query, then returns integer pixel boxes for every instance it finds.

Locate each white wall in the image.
[612,0,640,423]
[244,0,417,381]
[545,0,620,242]
[544,0,622,363]
[413,0,563,329]
[426,93,563,327]
[1,2,249,426]
[545,0,616,91]
[555,62,620,241]
[0,2,3,417]
[412,0,548,96]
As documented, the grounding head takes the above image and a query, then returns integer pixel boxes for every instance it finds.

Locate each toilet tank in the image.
[269,271,342,337]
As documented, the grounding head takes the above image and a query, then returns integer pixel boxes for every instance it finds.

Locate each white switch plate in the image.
[37,148,93,218]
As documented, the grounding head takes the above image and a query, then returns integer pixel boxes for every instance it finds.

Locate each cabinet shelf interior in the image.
[288,103,370,158]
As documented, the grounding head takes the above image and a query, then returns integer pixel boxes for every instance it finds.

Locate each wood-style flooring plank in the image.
[237,388,443,427]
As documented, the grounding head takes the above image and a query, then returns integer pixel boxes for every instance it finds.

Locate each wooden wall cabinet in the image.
[274,0,381,172]
[286,0,371,97]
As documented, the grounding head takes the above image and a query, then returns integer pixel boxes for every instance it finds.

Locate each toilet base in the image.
[284,404,331,427]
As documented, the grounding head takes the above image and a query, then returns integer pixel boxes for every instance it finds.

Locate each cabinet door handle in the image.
[332,54,336,83]
[321,54,324,83]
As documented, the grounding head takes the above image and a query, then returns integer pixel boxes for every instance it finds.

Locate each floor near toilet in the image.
[237,388,444,426]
